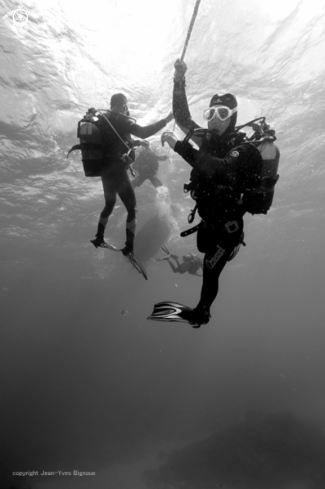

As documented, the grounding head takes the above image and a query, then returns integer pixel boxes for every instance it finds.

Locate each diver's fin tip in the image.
[148,301,193,324]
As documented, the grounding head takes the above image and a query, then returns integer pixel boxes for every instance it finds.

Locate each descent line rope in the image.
[180,0,202,63]
[168,0,202,148]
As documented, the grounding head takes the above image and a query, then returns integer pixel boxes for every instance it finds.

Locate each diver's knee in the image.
[100,208,110,219]
[126,207,137,222]
[101,202,114,218]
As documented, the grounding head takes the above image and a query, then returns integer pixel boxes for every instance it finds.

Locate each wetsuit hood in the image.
[110,93,127,107]
[110,93,130,116]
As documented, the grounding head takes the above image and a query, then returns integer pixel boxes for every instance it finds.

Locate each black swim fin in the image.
[161,244,170,255]
[148,301,211,327]
[147,301,194,324]
[94,241,148,280]
[90,238,119,250]
[127,252,148,280]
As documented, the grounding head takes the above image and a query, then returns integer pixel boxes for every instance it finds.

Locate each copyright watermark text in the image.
[13,470,96,477]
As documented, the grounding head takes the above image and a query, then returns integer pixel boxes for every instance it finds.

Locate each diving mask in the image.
[203,105,237,122]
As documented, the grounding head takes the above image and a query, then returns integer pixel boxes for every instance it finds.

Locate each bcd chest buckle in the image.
[225,220,240,234]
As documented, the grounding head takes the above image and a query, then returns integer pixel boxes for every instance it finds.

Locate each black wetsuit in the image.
[173,80,262,313]
[94,112,167,251]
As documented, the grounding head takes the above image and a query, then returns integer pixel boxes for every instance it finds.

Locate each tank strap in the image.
[67,143,102,158]
[180,223,201,237]
[67,144,82,158]
[99,112,131,152]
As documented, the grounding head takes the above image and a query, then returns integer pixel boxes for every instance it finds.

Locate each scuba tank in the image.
[243,139,280,214]
[238,118,280,215]
[67,109,105,177]
[68,108,137,177]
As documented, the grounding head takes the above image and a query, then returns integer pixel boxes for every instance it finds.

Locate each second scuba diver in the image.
[90,93,173,256]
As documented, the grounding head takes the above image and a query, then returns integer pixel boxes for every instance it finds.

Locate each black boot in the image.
[121,229,134,256]
[90,223,105,248]
[190,304,211,328]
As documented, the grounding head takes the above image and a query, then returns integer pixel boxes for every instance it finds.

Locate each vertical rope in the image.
[168,0,202,156]
[180,0,202,62]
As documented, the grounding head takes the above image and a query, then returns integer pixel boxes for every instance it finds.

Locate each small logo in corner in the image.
[3,3,32,31]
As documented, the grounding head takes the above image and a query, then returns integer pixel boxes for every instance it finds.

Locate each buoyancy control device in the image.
[67,108,136,177]
[184,117,280,219]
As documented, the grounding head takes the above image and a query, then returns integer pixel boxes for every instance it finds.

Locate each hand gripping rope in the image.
[169,0,202,147]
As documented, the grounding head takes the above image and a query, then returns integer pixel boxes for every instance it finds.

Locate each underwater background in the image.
[1,0,325,487]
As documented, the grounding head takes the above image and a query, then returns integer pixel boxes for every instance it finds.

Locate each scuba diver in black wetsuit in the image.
[149,59,279,327]
[132,147,169,189]
[156,245,203,276]
[90,93,173,256]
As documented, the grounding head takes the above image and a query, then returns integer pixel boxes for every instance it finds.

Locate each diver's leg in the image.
[131,175,146,188]
[197,245,230,310]
[167,259,182,274]
[131,176,139,188]
[117,174,137,255]
[183,245,229,327]
[149,176,163,188]
[91,176,117,247]
[191,221,243,326]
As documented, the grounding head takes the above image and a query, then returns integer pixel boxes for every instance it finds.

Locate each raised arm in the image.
[130,112,174,139]
[173,59,202,147]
